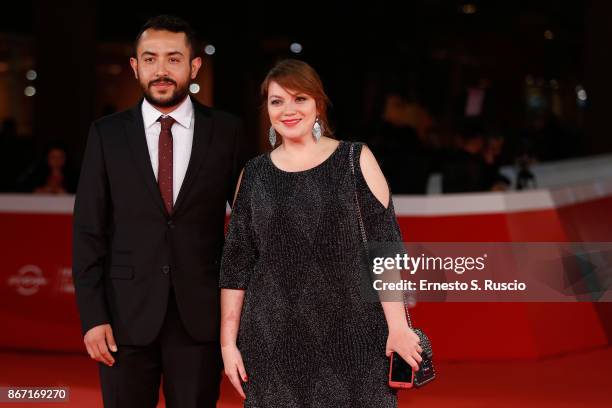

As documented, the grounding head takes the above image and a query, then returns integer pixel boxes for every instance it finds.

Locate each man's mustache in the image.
[149,78,177,87]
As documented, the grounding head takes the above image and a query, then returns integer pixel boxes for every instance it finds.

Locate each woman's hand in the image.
[221,344,248,399]
[386,326,423,371]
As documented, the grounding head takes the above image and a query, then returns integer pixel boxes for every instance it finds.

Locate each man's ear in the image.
[129,57,139,79]
[190,57,203,79]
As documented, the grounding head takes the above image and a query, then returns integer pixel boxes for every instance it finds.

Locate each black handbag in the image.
[349,142,436,388]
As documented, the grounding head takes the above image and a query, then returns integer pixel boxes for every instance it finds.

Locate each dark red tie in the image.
[157,116,176,215]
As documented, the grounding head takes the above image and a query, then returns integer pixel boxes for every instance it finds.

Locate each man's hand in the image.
[84,324,117,366]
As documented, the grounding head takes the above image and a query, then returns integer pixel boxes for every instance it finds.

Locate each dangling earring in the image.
[269,126,276,148]
[313,118,323,142]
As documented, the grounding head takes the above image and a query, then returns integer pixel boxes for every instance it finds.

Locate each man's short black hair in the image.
[134,15,200,60]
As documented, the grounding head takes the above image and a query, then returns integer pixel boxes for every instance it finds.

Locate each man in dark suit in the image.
[72,15,249,407]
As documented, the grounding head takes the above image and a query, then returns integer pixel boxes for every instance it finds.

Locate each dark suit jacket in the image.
[72,97,249,345]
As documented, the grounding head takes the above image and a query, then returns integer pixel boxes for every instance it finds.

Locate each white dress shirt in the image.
[141,96,194,205]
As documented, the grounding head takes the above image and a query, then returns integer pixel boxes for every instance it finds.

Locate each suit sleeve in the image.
[72,123,111,335]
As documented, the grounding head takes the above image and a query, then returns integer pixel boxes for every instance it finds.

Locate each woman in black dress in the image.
[219,59,422,407]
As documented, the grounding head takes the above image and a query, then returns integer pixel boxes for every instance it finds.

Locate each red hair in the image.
[261,59,333,144]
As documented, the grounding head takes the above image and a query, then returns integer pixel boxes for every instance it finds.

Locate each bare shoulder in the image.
[358,145,390,209]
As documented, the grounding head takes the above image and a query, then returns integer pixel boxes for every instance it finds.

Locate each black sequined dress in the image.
[220,141,403,407]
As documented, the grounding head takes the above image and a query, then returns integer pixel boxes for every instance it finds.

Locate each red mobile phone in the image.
[388,352,414,389]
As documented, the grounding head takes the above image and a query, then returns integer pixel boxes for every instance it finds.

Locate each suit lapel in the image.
[123,102,167,215]
[172,100,214,215]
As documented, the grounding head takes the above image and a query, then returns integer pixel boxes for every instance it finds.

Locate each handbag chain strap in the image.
[349,142,413,329]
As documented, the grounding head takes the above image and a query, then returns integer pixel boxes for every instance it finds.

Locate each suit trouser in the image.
[98,287,223,408]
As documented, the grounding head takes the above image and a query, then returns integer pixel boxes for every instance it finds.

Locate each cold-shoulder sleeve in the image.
[352,142,404,243]
[351,142,407,302]
[219,161,258,289]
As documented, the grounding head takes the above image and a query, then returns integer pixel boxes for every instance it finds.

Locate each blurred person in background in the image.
[440,120,489,193]
[368,91,433,194]
[441,121,513,193]
[22,143,78,194]
[0,118,34,192]
[520,111,578,163]
[482,132,511,192]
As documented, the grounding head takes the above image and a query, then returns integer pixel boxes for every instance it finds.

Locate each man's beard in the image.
[141,77,189,108]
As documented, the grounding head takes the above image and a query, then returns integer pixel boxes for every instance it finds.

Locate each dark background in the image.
[1,0,611,193]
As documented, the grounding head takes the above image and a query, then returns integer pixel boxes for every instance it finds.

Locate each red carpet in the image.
[1,347,611,407]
